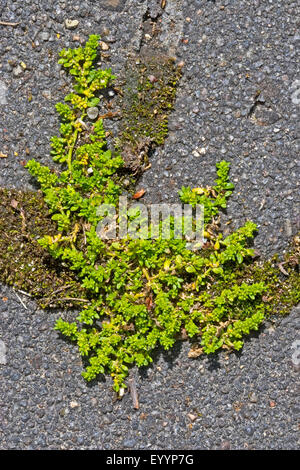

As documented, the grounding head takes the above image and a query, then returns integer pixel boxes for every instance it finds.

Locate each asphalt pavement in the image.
[0,0,299,450]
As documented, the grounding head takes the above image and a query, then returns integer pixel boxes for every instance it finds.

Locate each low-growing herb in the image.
[24,36,299,393]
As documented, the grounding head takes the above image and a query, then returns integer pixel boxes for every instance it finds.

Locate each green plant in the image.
[24,36,299,394]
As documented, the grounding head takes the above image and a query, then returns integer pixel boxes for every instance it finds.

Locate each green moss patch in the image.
[0,187,87,308]
[247,236,300,316]
[118,53,182,173]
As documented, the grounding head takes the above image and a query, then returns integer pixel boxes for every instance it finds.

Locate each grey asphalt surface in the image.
[0,0,299,450]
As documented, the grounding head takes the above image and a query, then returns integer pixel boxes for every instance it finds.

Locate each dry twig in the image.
[278,262,289,276]
[129,377,139,409]
[13,290,28,309]
[0,21,20,26]
[49,297,89,304]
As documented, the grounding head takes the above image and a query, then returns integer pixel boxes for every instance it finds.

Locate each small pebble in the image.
[193,147,207,156]
[87,107,99,120]
[123,439,136,448]
[249,392,258,403]
[245,426,255,436]
[99,41,109,51]
[187,413,197,422]
[220,440,231,450]
[40,31,49,41]
[70,401,79,409]
[42,90,51,100]
[13,65,23,77]
[65,19,79,30]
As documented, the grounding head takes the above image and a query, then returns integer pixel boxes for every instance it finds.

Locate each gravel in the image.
[64,19,79,30]
[0,0,299,450]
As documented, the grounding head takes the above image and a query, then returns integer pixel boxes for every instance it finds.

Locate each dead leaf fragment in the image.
[180,328,188,340]
[122,323,135,332]
[10,199,19,209]
[233,401,243,412]
[132,189,146,200]
[145,293,153,312]
[188,347,203,358]
[278,262,289,276]
[99,41,109,51]
[188,413,197,422]
[0,152,8,158]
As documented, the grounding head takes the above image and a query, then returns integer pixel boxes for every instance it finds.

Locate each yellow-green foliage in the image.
[24,36,299,393]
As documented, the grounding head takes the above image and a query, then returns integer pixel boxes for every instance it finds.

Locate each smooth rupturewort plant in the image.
[26,35,275,392]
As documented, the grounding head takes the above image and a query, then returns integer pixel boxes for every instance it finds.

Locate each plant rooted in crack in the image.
[17,36,299,393]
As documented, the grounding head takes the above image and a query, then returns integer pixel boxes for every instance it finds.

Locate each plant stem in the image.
[67,127,79,173]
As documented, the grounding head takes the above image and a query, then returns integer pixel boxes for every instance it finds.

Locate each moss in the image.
[230,234,300,317]
[190,232,299,322]
[0,187,87,308]
[117,53,182,173]
[261,235,299,315]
